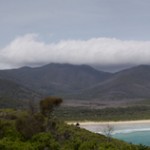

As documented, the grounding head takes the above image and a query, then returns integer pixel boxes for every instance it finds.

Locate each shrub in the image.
[16,113,45,139]
[32,133,60,150]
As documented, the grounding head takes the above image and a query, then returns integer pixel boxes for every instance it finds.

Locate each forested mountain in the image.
[1,63,150,102]
[0,63,112,95]
[0,79,40,108]
[77,65,150,100]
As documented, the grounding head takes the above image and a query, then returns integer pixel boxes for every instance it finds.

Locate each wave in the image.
[97,128,150,135]
[112,128,150,135]
[81,123,150,136]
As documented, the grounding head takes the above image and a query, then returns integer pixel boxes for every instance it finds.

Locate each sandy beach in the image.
[67,120,150,134]
[67,120,150,125]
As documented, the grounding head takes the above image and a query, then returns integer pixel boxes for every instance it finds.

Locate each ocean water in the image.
[80,122,150,146]
[113,130,150,146]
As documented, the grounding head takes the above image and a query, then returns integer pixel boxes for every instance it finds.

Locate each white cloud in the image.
[1,34,150,69]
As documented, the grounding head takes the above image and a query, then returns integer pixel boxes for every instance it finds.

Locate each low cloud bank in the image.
[0,34,150,70]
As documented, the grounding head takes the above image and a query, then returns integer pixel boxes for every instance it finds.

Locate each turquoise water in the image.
[113,131,150,146]
[81,123,150,146]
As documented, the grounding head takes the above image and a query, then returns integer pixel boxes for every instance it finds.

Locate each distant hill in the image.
[77,65,150,100]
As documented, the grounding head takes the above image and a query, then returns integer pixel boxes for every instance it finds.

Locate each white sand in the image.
[67,120,150,134]
[67,120,150,125]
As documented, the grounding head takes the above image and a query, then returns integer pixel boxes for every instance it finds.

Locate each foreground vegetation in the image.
[0,116,150,148]
[0,97,150,149]
[0,111,150,150]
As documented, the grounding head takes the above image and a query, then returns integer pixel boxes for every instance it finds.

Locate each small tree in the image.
[39,96,63,131]
[103,124,114,142]
[39,96,63,118]
[16,113,45,139]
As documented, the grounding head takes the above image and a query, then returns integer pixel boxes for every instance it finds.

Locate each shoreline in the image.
[67,120,150,134]
[67,120,150,146]
[67,120,150,126]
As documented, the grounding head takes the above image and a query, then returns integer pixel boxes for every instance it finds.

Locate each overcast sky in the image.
[1,0,150,71]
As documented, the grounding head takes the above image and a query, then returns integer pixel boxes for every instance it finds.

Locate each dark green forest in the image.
[54,105,150,121]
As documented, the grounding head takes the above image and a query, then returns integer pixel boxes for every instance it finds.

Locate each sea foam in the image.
[112,128,150,134]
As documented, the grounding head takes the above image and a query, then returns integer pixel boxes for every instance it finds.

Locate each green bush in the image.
[32,132,60,150]
[16,113,45,139]
[79,141,98,150]
[0,120,21,140]
[0,138,34,150]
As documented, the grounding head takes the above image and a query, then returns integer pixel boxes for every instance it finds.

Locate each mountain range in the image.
[0,63,150,107]
[77,65,150,100]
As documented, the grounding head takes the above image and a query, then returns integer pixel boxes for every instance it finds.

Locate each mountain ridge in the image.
[76,65,150,100]
[0,63,150,103]
[0,63,112,98]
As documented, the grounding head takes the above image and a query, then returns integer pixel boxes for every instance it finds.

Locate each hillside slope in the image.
[78,65,150,100]
[0,79,41,108]
[0,63,112,95]
[0,109,149,150]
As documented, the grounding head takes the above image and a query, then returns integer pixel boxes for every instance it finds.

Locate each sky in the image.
[1,0,150,72]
